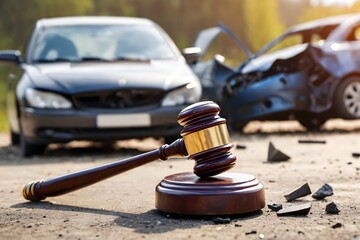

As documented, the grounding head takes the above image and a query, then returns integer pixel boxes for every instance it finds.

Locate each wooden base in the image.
[155,172,265,216]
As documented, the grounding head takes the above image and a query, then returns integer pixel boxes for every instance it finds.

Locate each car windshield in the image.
[31,24,178,62]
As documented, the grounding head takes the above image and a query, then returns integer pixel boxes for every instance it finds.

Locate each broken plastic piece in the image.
[236,144,246,149]
[326,202,340,214]
[312,183,333,200]
[267,203,283,212]
[277,203,311,216]
[212,217,231,224]
[298,139,326,144]
[245,230,257,235]
[267,142,290,162]
[284,183,311,201]
[332,223,342,228]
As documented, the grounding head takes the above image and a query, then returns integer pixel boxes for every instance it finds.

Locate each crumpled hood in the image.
[241,44,309,74]
[26,60,197,94]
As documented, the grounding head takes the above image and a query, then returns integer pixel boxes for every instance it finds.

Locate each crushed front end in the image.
[219,44,336,126]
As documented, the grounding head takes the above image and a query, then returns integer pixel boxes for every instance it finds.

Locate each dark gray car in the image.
[0,16,201,157]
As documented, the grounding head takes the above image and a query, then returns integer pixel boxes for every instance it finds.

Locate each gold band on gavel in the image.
[183,124,230,155]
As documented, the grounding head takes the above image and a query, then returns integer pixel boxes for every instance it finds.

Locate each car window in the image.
[347,25,360,41]
[31,24,178,62]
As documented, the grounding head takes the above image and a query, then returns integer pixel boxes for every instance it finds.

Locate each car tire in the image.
[19,125,47,158]
[333,76,360,119]
[10,130,20,146]
[297,115,326,131]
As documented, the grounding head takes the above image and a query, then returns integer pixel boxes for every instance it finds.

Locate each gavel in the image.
[23,101,237,202]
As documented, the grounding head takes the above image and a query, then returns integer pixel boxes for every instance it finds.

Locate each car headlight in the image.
[162,81,201,107]
[25,88,72,109]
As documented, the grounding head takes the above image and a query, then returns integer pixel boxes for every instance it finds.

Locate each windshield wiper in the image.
[80,56,150,62]
[114,56,150,62]
[33,58,75,63]
[78,57,111,62]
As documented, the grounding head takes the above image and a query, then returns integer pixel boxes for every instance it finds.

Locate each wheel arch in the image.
[332,72,360,119]
[330,72,360,107]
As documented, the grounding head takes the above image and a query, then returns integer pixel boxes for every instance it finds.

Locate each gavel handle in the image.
[23,139,187,201]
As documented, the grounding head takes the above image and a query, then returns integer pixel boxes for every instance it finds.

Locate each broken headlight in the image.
[161,81,201,107]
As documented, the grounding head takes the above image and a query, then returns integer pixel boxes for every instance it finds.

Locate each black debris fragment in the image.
[245,230,257,235]
[298,139,326,144]
[267,142,291,162]
[236,144,246,149]
[352,153,360,158]
[332,223,342,229]
[212,217,231,224]
[284,183,312,202]
[326,202,340,214]
[267,203,283,212]
[312,183,334,200]
[277,203,312,216]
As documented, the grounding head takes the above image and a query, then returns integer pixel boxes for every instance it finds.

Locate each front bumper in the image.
[20,106,184,144]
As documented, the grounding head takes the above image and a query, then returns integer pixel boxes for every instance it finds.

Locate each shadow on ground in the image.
[12,202,263,234]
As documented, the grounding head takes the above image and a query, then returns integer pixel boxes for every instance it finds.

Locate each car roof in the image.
[36,16,153,28]
[287,14,360,34]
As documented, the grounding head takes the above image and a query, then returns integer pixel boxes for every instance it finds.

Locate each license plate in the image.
[96,113,151,128]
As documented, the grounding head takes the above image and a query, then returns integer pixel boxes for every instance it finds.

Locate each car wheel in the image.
[333,76,360,119]
[10,130,20,146]
[297,116,326,131]
[19,128,47,158]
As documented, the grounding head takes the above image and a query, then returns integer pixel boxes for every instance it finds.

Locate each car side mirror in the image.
[182,47,202,65]
[0,50,23,64]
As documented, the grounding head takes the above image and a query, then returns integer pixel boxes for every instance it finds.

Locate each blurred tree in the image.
[300,1,360,22]
[0,0,93,50]
[92,0,137,16]
[278,0,312,27]
[242,0,285,52]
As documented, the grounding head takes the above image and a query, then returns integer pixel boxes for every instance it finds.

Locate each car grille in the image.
[73,89,165,109]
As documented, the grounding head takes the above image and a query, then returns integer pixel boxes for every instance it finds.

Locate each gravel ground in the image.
[0,119,359,240]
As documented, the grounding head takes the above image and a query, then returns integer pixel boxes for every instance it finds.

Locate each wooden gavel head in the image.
[178,101,236,177]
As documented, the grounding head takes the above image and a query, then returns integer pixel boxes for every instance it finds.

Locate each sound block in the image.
[155,172,265,216]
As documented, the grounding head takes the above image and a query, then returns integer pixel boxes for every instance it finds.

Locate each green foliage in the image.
[0,110,7,132]
[0,72,7,132]
[33,0,93,17]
